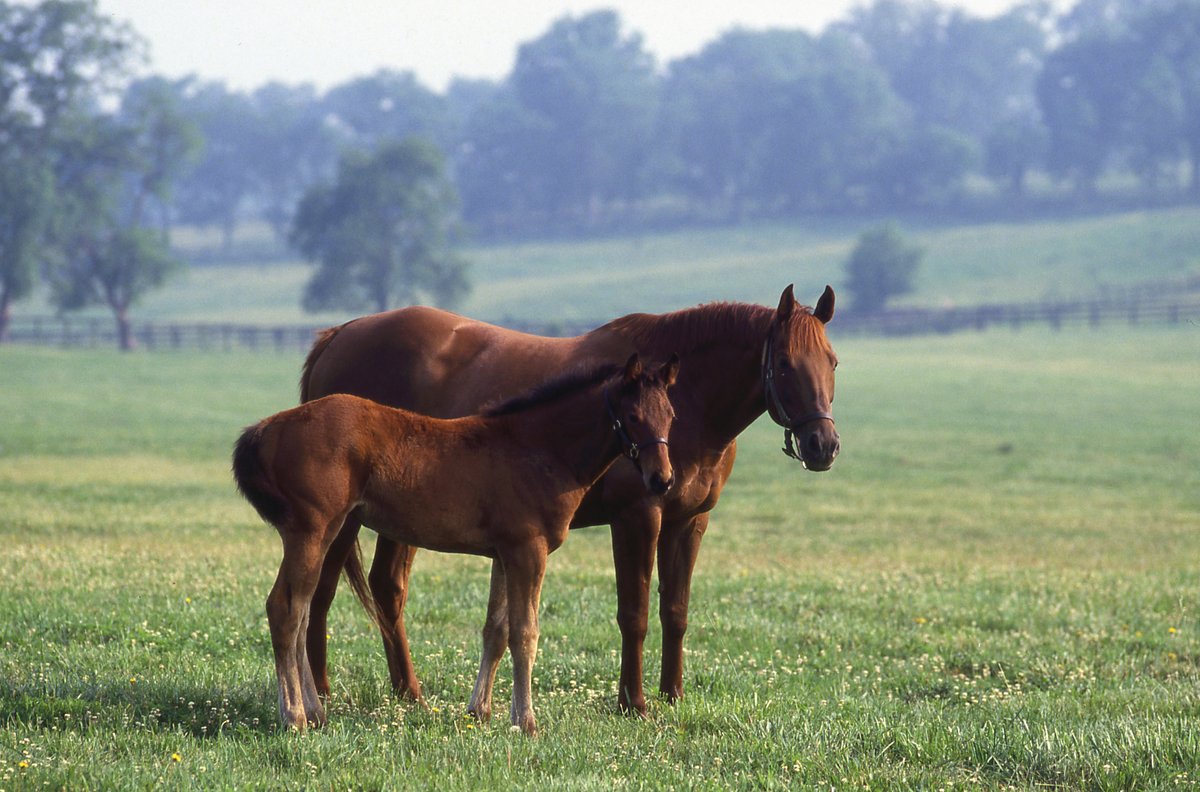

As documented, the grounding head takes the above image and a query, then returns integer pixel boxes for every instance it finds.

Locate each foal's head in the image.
[762,285,840,471]
[608,353,680,495]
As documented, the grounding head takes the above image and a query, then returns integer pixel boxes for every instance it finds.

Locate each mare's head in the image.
[762,285,840,471]
[607,353,680,495]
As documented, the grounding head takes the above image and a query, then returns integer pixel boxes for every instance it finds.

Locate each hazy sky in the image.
[98,1,1031,93]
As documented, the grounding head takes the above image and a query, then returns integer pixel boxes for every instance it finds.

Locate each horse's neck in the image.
[605,305,772,443]
[499,386,618,489]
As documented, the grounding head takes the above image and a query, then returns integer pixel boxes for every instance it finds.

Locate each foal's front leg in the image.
[467,559,508,722]
[500,544,548,736]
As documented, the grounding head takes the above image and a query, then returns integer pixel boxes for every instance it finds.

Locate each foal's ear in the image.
[814,285,835,324]
[623,353,643,381]
[776,284,797,321]
[660,353,680,387]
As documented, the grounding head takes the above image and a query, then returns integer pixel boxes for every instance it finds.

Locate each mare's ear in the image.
[776,284,797,321]
[660,353,680,387]
[814,285,835,324]
[623,353,643,382]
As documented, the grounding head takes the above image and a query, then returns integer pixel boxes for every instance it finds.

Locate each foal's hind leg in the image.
[267,533,331,731]
[467,559,509,722]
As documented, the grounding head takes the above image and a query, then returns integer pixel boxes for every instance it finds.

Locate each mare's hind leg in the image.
[467,559,509,721]
[657,512,709,703]
[306,518,362,699]
[368,538,423,702]
[266,534,329,731]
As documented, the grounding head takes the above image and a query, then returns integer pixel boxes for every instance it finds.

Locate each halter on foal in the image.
[233,353,680,735]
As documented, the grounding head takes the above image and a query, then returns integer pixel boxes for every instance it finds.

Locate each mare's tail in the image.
[232,423,288,526]
[299,322,345,403]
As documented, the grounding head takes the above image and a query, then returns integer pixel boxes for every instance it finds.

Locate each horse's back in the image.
[302,306,610,417]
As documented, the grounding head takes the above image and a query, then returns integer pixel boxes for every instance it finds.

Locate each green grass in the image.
[2,324,1199,788]
[13,206,1200,327]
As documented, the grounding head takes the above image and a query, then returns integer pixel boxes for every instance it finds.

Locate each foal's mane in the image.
[483,362,623,418]
[599,302,776,356]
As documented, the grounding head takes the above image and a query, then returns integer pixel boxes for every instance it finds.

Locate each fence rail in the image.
[3,295,1196,352]
[835,294,1199,336]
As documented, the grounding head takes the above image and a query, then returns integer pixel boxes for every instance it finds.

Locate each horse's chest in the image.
[669,468,725,517]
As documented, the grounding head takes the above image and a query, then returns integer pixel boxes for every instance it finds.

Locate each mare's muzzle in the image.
[790,414,839,471]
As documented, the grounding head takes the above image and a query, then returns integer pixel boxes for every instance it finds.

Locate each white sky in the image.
[97,0,1032,93]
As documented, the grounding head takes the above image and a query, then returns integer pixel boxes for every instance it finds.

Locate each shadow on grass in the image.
[0,675,277,737]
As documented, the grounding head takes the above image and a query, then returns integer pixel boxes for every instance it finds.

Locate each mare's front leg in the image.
[306,517,362,699]
[657,512,710,703]
[267,533,331,731]
[500,543,548,736]
[467,559,508,721]
[368,538,423,702]
[610,505,663,716]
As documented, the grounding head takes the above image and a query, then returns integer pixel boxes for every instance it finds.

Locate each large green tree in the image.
[0,0,138,341]
[0,153,54,341]
[290,138,469,314]
[48,77,199,350]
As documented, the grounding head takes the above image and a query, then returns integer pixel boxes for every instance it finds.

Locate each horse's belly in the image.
[359,503,493,558]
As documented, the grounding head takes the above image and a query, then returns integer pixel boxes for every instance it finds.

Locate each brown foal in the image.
[233,354,680,734]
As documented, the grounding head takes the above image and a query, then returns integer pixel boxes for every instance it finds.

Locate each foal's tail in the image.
[232,423,288,527]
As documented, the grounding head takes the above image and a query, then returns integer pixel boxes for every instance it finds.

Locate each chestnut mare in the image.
[302,284,840,715]
[234,354,680,734]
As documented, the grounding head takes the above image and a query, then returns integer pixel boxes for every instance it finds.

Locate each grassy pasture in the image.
[1,324,1198,789]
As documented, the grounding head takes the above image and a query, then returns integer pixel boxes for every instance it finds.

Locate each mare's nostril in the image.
[806,433,822,457]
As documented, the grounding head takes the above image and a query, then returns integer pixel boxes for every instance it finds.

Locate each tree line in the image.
[3,0,1200,346]
[162,0,1200,239]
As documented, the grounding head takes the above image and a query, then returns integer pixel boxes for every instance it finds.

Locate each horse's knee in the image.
[661,602,689,641]
[481,613,509,652]
[616,608,649,639]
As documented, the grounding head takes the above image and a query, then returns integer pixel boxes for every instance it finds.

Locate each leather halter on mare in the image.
[761,327,834,464]
[604,388,669,468]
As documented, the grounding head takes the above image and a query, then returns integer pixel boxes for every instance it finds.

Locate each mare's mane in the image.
[483,362,622,418]
[601,300,833,356]
[599,302,778,356]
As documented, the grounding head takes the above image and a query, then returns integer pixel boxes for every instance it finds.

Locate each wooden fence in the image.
[2,294,1196,352]
[834,294,1198,336]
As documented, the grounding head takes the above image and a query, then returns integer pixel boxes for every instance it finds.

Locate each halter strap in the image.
[761,332,834,461]
[604,388,669,462]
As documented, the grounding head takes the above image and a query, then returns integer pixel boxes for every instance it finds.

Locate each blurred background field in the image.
[11,206,1200,327]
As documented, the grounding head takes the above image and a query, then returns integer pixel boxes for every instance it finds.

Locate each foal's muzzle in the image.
[647,469,675,495]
